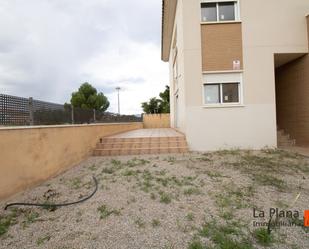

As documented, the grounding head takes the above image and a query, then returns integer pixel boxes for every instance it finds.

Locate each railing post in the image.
[29,97,34,126]
[71,105,74,124]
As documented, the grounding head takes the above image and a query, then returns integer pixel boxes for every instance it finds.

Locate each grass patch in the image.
[111,159,122,167]
[184,187,201,196]
[199,220,253,249]
[215,193,247,209]
[186,213,195,221]
[134,217,146,228]
[97,205,121,219]
[226,150,309,188]
[274,200,289,209]
[253,228,274,246]
[211,182,254,212]
[126,158,150,167]
[219,210,234,220]
[204,170,224,179]
[36,235,51,246]
[164,156,176,164]
[70,177,82,189]
[89,164,97,171]
[42,201,57,211]
[0,209,21,236]
[122,169,141,177]
[22,211,39,228]
[212,149,242,157]
[254,174,287,191]
[187,239,206,249]
[159,192,172,204]
[151,219,161,227]
[102,167,116,174]
[288,216,309,233]
[150,193,156,200]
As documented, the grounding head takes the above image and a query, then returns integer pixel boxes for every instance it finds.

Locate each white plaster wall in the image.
[169,0,187,132]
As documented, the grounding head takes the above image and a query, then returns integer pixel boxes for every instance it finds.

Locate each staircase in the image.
[93,136,189,156]
[277,129,296,147]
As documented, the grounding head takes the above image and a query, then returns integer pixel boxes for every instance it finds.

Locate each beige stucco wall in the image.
[143,114,171,128]
[167,0,309,151]
[169,0,187,132]
[0,123,142,200]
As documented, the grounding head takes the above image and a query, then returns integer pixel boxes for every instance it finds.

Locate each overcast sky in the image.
[0,0,168,114]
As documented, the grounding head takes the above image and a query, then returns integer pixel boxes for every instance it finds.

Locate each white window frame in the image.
[202,72,244,108]
[200,0,240,23]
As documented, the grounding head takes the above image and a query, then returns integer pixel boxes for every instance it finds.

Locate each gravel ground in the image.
[0,149,308,249]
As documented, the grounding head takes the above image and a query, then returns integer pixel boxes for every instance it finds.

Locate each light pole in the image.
[115,87,121,115]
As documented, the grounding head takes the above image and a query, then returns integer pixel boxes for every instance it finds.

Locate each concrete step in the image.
[278,140,296,147]
[94,134,189,156]
[97,141,187,149]
[277,129,296,147]
[93,146,189,156]
[100,137,185,143]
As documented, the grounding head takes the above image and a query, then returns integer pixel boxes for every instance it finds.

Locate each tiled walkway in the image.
[109,128,184,138]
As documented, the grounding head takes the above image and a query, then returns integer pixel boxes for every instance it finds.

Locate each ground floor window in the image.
[203,72,243,106]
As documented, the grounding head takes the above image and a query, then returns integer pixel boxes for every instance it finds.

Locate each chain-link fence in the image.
[0,93,141,126]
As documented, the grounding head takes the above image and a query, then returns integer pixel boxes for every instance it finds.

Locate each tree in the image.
[70,83,110,111]
[141,86,170,114]
[159,85,170,113]
[141,97,163,114]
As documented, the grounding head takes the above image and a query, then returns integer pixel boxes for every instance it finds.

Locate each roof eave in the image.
[161,0,177,62]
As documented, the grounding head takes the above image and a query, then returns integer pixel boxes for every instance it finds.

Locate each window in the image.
[201,1,238,22]
[218,2,235,21]
[222,83,239,103]
[203,72,243,106]
[204,84,220,104]
[204,82,240,104]
[201,3,217,22]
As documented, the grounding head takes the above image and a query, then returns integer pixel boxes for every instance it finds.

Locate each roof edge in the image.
[161,0,177,62]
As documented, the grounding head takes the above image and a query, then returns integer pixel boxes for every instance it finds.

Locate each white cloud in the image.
[0,0,168,114]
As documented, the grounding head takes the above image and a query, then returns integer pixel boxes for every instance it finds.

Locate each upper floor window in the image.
[201,1,239,22]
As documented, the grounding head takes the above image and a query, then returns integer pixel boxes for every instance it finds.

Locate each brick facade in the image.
[275,17,309,146]
[201,23,243,71]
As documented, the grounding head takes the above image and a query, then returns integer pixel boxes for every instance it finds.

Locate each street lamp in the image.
[115,87,121,115]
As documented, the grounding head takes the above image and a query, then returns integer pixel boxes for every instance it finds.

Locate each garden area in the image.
[0,149,308,249]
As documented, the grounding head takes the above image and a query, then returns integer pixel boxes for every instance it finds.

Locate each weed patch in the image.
[184,187,201,196]
[126,158,150,167]
[98,205,121,219]
[0,209,21,236]
[22,211,39,228]
[253,228,274,246]
[134,217,146,228]
[151,219,161,227]
[159,192,172,204]
[36,235,51,246]
[187,239,206,249]
[199,220,253,249]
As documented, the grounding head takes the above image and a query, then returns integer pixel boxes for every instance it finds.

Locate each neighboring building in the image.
[161,0,309,151]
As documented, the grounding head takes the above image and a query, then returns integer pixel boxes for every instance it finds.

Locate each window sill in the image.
[202,104,245,109]
[203,70,243,74]
[201,20,241,25]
